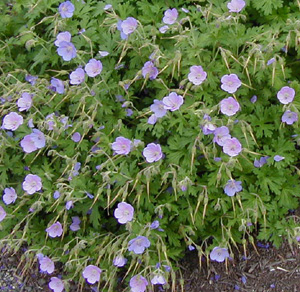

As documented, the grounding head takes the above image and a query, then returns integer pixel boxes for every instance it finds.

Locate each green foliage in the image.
[1,0,300,291]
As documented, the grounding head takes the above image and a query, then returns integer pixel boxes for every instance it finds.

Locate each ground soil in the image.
[1,238,300,292]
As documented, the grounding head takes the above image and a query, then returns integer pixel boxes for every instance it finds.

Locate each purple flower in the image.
[0,206,6,222]
[188,245,195,251]
[53,191,61,199]
[114,202,134,224]
[31,129,46,148]
[162,92,184,111]
[113,255,127,267]
[224,180,242,196]
[150,220,160,229]
[82,265,102,284]
[20,135,37,153]
[220,74,242,94]
[70,216,81,231]
[70,68,85,85]
[254,156,269,168]
[159,25,169,33]
[25,75,38,85]
[71,132,81,142]
[54,31,71,47]
[281,110,298,125]
[267,58,275,66]
[85,59,103,77]
[59,1,75,18]
[188,65,207,85]
[46,222,63,238]
[120,17,138,35]
[274,155,285,162]
[3,187,17,205]
[213,126,231,146]
[220,97,240,116]
[128,236,151,254]
[150,100,167,118]
[57,41,77,61]
[17,92,33,111]
[250,95,257,103]
[210,247,229,262]
[111,137,132,155]
[98,50,109,57]
[142,61,159,80]
[50,78,65,94]
[227,0,246,13]
[28,118,34,128]
[143,143,163,163]
[277,86,295,104]
[151,274,166,285]
[104,4,112,10]
[126,108,133,116]
[2,112,23,131]
[65,200,74,210]
[49,277,64,292]
[202,123,216,135]
[162,8,178,25]
[222,137,242,157]
[39,256,55,274]
[22,174,42,194]
[148,114,158,125]
[129,275,148,292]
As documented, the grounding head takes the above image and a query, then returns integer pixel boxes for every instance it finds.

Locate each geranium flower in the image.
[113,255,127,267]
[227,0,246,13]
[281,110,298,125]
[142,61,159,80]
[162,92,184,111]
[111,137,132,155]
[254,156,269,168]
[70,216,81,231]
[50,78,65,94]
[71,132,81,142]
[210,247,229,262]
[150,100,167,118]
[39,256,55,274]
[85,59,103,77]
[59,1,75,18]
[222,137,242,156]
[22,174,42,194]
[3,187,17,205]
[277,86,295,104]
[148,114,158,125]
[128,236,150,254]
[70,68,85,85]
[159,25,169,33]
[0,206,6,222]
[162,8,178,25]
[224,180,242,196]
[220,74,241,93]
[151,274,166,285]
[2,112,23,131]
[46,222,63,238]
[274,155,285,162]
[220,97,240,116]
[213,126,231,146]
[49,277,64,292]
[114,202,134,224]
[82,265,102,284]
[54,31,71,47]
[17,92,33,111]
[57,41,77,61]
[129,275,148,292]
[188,65,207,85]
[143,143,163,162]
[120,17,138,36]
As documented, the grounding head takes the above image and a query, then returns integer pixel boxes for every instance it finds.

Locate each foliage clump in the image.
[1,0,300,291]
